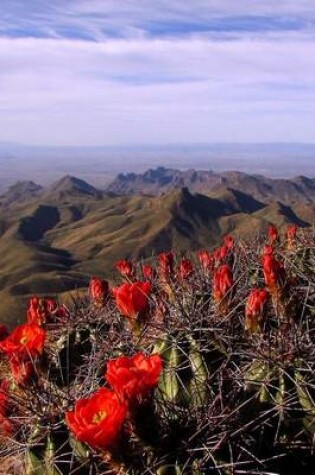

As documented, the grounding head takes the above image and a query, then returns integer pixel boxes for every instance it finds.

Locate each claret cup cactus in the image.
[0,226,315,474]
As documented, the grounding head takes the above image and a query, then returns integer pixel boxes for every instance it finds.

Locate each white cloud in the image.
[0,1,315,144]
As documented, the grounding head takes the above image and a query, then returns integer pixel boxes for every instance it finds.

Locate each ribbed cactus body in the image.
[154,334,209,407]
[26,438,62,475]
[246,359,315,424]
[295,366,315,439]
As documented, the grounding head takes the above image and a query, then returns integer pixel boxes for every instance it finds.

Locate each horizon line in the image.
[2,141,315,149]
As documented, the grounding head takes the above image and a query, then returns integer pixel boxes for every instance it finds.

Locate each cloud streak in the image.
[0,1,315,145]
[2,1,315,40]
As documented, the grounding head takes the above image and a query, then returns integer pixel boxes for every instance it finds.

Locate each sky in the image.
[1,1,315,146]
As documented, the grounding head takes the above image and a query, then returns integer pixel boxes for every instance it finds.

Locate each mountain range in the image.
[0,167,314,327]
[0,142,314,193]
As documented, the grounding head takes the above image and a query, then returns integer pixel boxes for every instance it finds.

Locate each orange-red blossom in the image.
[177,258,194,280]
[158,252,174,277]
[0,323,46,385]
[115,259,134,278]
[112,282,151,320]
[245,288,268,333]
[89,277,109,303]
[286,224,298,250]
[213,265,234,303]
[66,388,127,451]
[142,265,156,280]
[197,250,213,272]
[0,323,45,358]
[27,296,57,325]
[268,225,279,244]
[105,353,162,405]
[27,296,68,325]
[262,253,284,290]
[223,235,234,250]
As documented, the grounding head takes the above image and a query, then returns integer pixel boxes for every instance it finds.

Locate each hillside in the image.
[43,175,103,200]
[0,168,314,327]
[0,180,43,207]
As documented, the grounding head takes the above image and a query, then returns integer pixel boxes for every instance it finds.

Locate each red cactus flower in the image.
[262,254,284,289]
[0,323,45,358]
[27,297,46,325]
[177,258,194,280]
[245,288,268,332]
[27,296,58,325]
[287,224,298,241]
[268,225,279,244]
[45,298,58,313]
[158,252,174,277]
[112,282,151,319]
[220,245,229,261]
[223,235,234,250]
[26,297,44,325]
[197,250,213,272]
[213,265,234,302]
[115,259,134,278]
[105,353,162,404]
[26,296,40,324]
[89,277,109,303]
[142,265,156,280]
[66,388,127,451]
[286,225,298,250]
[213,247,222,263]
[263,244,274,256]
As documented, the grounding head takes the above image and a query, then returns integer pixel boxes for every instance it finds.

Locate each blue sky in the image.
[1,1,315,146]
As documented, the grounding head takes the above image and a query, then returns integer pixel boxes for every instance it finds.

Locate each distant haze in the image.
[0,142,314,192]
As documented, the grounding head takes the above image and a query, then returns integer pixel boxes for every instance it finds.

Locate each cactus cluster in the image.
[0,225,314,474]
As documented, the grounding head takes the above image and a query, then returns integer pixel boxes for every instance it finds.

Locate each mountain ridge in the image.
[105,167,315,204]
[0,167,314,327]
[44,175,102,199]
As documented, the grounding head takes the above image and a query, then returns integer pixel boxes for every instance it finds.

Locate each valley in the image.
[0,168,314,327]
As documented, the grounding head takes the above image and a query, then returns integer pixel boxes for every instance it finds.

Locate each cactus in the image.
[155,334,209,407]
[0,228,314,474]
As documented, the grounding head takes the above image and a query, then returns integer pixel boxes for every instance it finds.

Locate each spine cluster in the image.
[0,225,314,474]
